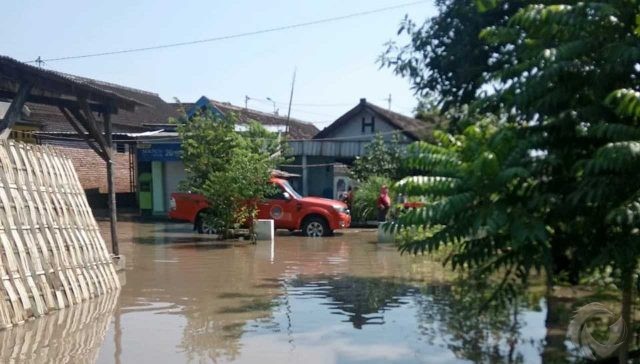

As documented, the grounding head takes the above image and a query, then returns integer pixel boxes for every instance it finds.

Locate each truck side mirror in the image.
[283,192,291,200]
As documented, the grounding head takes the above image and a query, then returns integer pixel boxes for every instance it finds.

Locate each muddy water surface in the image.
[1,222,561,363]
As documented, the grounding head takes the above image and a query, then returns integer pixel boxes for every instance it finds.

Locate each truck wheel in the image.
[302,216,329,237]
[196,214,217,235]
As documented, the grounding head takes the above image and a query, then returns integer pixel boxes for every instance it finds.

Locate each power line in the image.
[248,97,353,112]
[289,108,335,118]
[244,98,343,118]
[252,97,353,107]
[26,1,428,64]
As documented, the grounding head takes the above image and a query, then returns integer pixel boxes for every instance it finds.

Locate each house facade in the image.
[284,98,436,199]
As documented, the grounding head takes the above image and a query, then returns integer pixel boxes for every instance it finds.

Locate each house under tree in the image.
[285,98,439,199]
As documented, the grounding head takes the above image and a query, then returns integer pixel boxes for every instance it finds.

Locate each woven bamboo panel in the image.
[0,140,120,329]
[0,290,119,363]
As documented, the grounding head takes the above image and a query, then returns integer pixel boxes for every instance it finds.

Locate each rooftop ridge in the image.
[209,99,317,126]
[365,100,420,121]
[57,72,160,97]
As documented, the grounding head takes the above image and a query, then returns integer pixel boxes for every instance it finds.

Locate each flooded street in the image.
[1,221,562,363]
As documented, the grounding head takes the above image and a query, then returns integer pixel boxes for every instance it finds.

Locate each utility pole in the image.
[286,68,297,135]
[35,56,45,68]
[385,94,392,110]
[245,95,249,109]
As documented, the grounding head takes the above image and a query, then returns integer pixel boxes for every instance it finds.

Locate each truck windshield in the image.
[281,180,302,200]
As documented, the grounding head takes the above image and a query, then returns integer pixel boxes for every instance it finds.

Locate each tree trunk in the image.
[542,269,567,364]
[619,266,634,364]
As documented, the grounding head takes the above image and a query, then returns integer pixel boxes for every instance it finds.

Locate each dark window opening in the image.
[361,116,375,133]
[116,143,126,153]
[265,185,287,200]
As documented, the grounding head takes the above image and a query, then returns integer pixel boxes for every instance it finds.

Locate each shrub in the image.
[351,176,394,222]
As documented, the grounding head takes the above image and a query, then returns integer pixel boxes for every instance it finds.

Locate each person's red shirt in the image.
[377,193,391,209]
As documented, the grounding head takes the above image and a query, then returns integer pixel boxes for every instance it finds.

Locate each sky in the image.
[1,0,436,129]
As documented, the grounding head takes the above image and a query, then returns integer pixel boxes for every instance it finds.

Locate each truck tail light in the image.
[169,197,176,211]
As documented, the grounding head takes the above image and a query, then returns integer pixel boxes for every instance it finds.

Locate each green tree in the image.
[351,134,403,182]
[481,2,640,360]
[387,0,640,361]
[380,0,524,113]
[392,118,545,304]
[176,111,279,240]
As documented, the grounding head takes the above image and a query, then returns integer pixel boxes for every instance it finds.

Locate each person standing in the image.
[344,186,354,211]
[377,185,391,222]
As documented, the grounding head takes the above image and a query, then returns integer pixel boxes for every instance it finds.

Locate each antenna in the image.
[286,68,297,134]
[385,94,392,110]
[35,56,45,68]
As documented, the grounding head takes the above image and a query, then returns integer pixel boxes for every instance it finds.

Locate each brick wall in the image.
[46,141,134,193]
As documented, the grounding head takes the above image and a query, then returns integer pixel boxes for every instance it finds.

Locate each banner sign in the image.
[137,143,182,162]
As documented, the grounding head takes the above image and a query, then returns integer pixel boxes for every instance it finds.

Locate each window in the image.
[265,185,287,200]
[361,116,375,133]
[115,143,126,153]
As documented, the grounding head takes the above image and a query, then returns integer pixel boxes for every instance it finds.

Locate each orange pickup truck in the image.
[168,177,351,237]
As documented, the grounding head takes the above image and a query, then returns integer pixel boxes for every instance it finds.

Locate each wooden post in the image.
[103,112,119,256]
[0,82,33,139]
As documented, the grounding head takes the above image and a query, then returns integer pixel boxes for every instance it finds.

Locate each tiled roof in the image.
[314,99,438,141]
[172,99,319,140]
[22,103,150,133]
[64,74,181,128]
[15,75,180,133]
[210,100,319,140]
[0,55,144,111]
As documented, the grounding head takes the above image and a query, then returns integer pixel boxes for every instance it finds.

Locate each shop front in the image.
[136,142,186,215]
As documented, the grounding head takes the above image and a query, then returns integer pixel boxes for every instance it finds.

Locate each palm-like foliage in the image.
[481,1,640,359]
[480,0,640,276]
[389,119,548,301]
[385,0,640,360]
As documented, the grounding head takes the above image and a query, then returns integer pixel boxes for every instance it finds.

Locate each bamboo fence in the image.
[0,290,119,363]
[0,140,120,329]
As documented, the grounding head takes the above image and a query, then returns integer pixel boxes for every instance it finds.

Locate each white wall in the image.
[321,109,410,142]
[163,160,187,211]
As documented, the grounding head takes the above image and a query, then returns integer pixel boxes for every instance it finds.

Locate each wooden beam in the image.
[67,105,110,158]
[0,90,111,114]
[0,81,33,139]
[103,111,119,257]
[58,106,108,161]
[77,97,104,131]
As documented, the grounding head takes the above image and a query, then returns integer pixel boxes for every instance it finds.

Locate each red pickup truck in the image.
[169,177,351,237]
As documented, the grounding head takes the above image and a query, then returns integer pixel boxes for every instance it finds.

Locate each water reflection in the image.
[413,284,544,364]
[0,290,120,363]
[39,222,587,363]
[288,275,418,329]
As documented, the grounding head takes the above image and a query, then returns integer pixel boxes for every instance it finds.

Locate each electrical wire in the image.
[249,97,352,108]
[26,1,428,63]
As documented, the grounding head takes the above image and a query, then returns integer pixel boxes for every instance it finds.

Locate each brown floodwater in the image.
[0,221,581,363]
